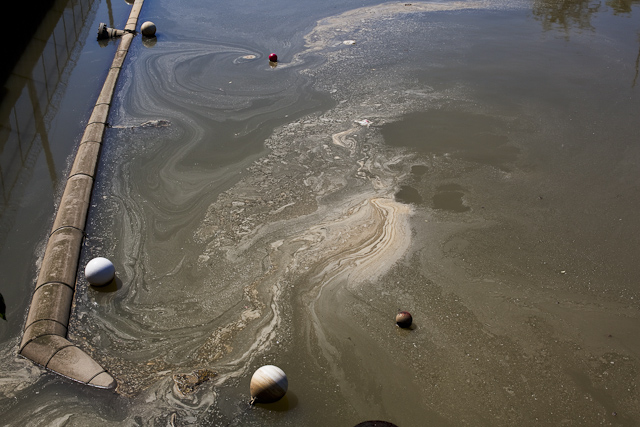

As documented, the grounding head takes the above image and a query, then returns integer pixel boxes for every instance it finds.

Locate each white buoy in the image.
[249,365,288,404]
[85,257,115,286]
[141,21,156,37]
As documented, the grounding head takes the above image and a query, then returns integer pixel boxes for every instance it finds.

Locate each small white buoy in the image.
[85,257,115,286]
[141,21,156,37]
[249,365,288,404]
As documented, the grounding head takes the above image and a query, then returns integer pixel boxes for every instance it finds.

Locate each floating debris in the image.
[140,119,171,128]
[172,369,216,396]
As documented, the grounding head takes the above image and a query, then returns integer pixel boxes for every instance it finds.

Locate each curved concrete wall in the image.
[19,0,145,390]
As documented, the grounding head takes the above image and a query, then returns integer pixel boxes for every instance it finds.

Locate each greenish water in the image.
[1,0,639,425]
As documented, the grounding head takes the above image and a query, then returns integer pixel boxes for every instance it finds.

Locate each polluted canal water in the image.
[1,0,640,425]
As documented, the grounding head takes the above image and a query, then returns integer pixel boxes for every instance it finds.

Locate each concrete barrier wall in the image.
[19,0,145,390]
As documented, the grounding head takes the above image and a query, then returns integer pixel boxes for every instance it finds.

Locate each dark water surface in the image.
[1,0,639,425]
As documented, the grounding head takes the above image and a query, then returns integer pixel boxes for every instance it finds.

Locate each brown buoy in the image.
[249,365,288,404]
[396,311,412,328]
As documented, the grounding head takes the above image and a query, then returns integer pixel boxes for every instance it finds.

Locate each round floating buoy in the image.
[268,53,278,62]
[85,257,115,286]
[141,21,156,37]
[250,365,288,404]
[396,311,412,328]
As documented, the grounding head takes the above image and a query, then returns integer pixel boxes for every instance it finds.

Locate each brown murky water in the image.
[1,0,639,425]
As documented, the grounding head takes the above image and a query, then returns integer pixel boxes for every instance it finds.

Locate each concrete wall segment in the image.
[81,122,106,144]
[51,174,93,232]
[21,0,145,391]
[19,335,73,367]
[24,283,74,329]
[87,103,110,125]
[37,228,84,289]
[111,48,128,69]
[89,372,117,389]
[47,346,108,384]
[70,142,102,178]
[118,33,133,52]
[96,69,120,105]
[21,320,68,349]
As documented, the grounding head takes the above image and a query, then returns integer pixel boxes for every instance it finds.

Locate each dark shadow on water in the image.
[354,421,399,427]
[433,187,470,213]
[395,322,417,334]
[91,276,123,293]
[253,391,298,412]
[0,292,6,321]
[410,165,429,177]
[395,185,423,205]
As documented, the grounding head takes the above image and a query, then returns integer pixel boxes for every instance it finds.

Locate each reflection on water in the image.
[607,0,640,14]
[532,0,640,92]
[0,0,97,247]
[532,0,601,32]
[0,0,130,411]
[532,0,640,33]
[0,0,109,355]
[1,0,640,425]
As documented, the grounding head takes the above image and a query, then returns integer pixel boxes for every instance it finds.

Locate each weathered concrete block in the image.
[81,123,106,144]
[52,175,93,232]
[96,69,120,105]
[125,19,138,32]
[111,48,128,70]
[25,283,73,329]
[130,1,142,20]
[70,142,101,178]
[20,335,72,367]
[21,320,67,350]
[89,372,117,389]
[47,345,107,384]
[131,0,143,14]
[87,103,110,125]
[119,33,134,51]
[37,228,83,289]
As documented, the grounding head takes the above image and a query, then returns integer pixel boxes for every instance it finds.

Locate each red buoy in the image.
[268,53,278,62]
[396,311,412,328]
